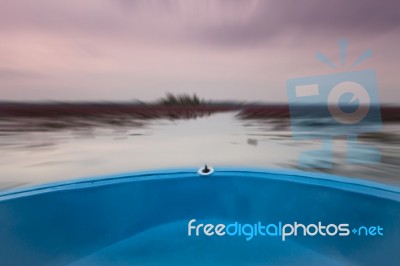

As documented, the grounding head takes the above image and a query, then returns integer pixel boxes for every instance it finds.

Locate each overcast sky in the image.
[0,0,399,102]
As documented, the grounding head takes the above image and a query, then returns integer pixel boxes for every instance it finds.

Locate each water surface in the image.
[1,112,399,190]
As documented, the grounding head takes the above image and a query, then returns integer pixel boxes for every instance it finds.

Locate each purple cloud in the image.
[0,0,399,101]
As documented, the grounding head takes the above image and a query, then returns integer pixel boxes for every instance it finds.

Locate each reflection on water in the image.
[1,112,400,190]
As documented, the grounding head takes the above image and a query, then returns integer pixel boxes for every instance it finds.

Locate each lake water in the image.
[1,111,399,190]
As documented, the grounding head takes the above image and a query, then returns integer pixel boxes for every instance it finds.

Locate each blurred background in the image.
[1,0,400,190]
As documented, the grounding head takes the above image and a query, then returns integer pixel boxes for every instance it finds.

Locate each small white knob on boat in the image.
[197,164,214,176]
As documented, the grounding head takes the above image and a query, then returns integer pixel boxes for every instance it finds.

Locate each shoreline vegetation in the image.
[0,93,399,122]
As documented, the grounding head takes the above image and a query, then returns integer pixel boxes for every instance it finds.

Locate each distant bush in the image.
[159,93,202,106]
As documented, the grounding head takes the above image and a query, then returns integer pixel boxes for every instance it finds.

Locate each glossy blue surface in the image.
[0,168,399,266]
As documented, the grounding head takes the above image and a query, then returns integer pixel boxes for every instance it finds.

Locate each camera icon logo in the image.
[286,40,382,168]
